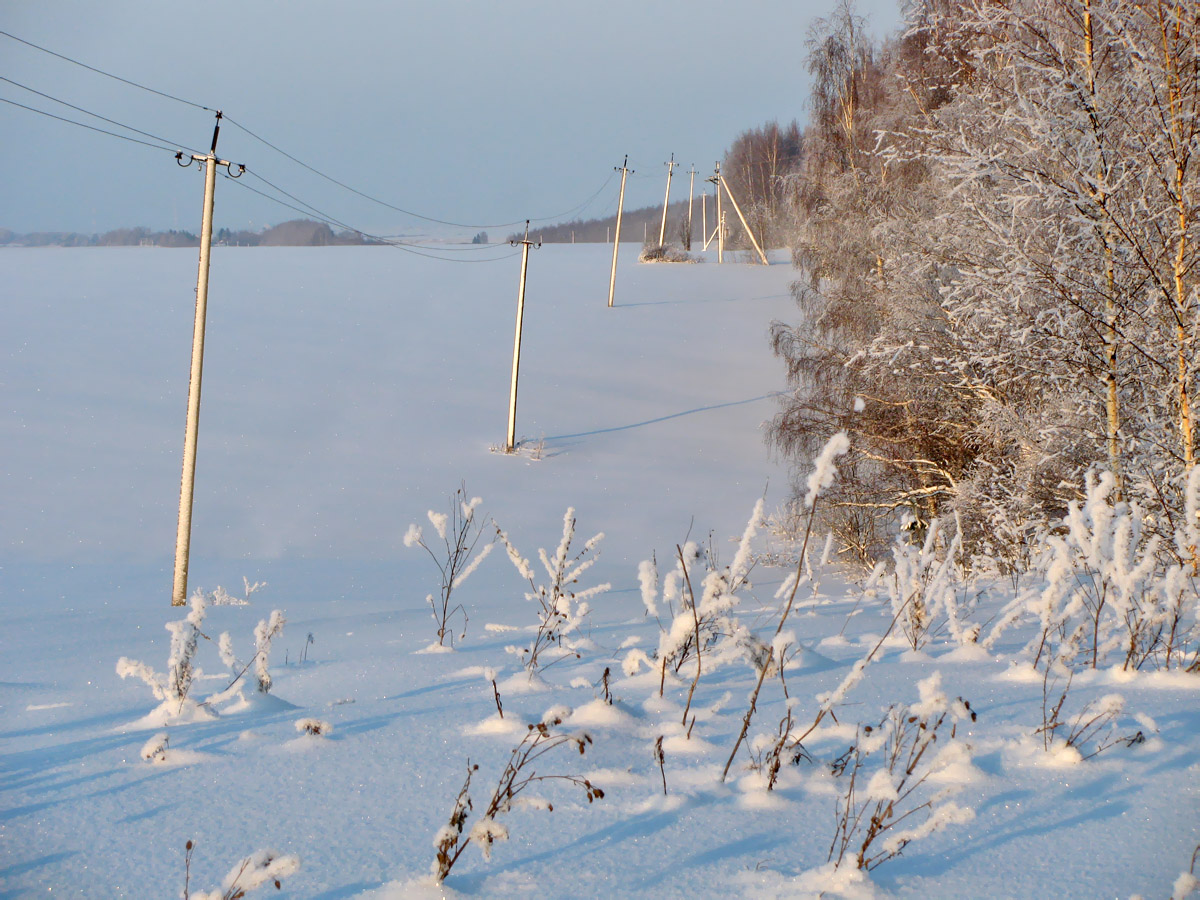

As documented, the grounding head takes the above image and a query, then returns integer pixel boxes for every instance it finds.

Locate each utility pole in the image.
[658,153,677,247]
[701,190,707,249]
[506,221,540,453]
[706,163,724,263]
[171,111,244,607]
[721,176,770,265]
[608,155,633,308]
[686,163,696,250]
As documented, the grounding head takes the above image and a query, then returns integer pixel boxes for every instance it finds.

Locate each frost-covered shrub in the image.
[638,243,697,264]
[117,592,210,716]
[637,500,764,684]
[628,500,768,748]
[1035,663,1141,760]
[183,840,300,900]
[251,611,285,693]
[215,610,287,697]
[140,732,170,764]
[986,470,1200,672]
[201,577,267,607]
[431,711,603,882]
[828,673,976,871]
[496,508,609,670]
[886,518,974,651]
[404,485,494,647]
[294,718,331,737]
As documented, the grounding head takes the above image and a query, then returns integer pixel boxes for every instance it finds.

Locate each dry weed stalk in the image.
[1035,661,1140,759]
[677,544,704,729]
[497,508,609,670]
[654,735,668,795]
[182,840,299,900]
[432,714,604,882]
[404,485,494,647]
[721,434,849,782]
[827,677,976,871]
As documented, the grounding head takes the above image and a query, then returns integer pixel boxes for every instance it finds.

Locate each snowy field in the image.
[1,244,1197,899]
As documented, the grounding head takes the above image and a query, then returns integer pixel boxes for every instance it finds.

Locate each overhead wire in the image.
[243,168,519,254]
[225,114,617,231]
[227,172,522,264]
[0,29,213,111]
[0,94,185,155]
[0,75,202,154]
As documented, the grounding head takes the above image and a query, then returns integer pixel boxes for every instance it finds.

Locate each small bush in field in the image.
[431,712,603,882]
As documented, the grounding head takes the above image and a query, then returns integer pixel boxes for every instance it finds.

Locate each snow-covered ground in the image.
[1,245,1197,899]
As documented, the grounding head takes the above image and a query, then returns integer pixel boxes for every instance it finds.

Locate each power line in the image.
[0,29,213,111]
[225,114,616,231]
[225,174,522,264]
[243,169,514,253]
[0,75,201,154]
[0,93,183,155]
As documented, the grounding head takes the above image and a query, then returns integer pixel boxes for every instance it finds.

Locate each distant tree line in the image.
[0,219,377,248]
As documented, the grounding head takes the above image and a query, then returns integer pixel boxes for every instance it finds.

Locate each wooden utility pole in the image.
[608,155,633,308]
[658,153,677,247]
[720,177,769,265]
[171,111,244,607]
[701,190,707,249]
[506,221,540,453]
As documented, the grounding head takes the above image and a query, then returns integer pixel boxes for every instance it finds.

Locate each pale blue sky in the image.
[1,0,903,236]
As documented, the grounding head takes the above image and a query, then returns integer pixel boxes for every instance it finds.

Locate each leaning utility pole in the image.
[171,111,244,607]
[506,221,540,453]
[721,176,769,265]
[658,153,677,247]
[608,155,633,308]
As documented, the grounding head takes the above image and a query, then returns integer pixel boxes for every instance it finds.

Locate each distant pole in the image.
[506,221,540,452]
[171,111,244,607]
[686,163,696,249]
[701,190,707,249]
[721,176,769,265]
[608,155,633,308]
[658,153,676,247]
